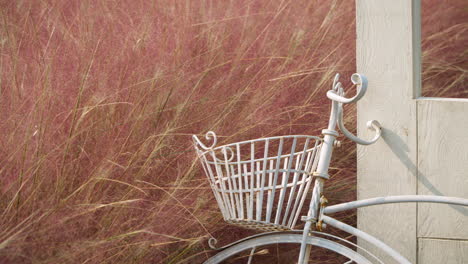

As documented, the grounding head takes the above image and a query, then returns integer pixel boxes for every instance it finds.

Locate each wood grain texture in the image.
[418,238,468,264]
[356,0,420,262]
[417,99,468,239]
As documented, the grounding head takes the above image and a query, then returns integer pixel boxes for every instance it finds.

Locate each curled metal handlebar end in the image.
[350,73,365,86]
[208,237,219,250]
[192,131,217,150]
[367,120,382,131]
[337,106,382,145]
[361,120,383,145]
[327,73,368,104]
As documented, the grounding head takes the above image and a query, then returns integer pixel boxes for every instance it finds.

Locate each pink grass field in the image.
[0,0,465,263]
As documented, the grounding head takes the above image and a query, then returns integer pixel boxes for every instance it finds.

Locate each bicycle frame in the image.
[297,73,382,263]
[303,195,468,264]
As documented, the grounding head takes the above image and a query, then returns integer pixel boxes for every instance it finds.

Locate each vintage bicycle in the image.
[192,73,468,264]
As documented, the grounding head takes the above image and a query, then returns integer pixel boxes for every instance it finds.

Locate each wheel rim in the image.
[204,233,372,264]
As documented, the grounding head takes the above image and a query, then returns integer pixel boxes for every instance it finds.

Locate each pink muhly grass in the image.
[0,0,465,263]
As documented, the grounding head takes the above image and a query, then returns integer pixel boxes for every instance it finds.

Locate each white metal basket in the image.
[193,132,322,231]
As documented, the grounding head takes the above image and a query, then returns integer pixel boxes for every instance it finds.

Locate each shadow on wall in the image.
[382,128,468,216]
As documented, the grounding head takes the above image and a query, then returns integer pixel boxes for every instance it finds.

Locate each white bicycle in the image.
[193,73,468,264]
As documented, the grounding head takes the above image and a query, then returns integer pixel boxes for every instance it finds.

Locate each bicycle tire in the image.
[203,233,372,264]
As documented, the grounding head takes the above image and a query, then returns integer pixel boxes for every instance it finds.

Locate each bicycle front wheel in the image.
[204,233,372,264]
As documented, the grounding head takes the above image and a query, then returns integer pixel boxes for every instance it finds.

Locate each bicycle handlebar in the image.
[326,73,368,104]
[327,73,382,145]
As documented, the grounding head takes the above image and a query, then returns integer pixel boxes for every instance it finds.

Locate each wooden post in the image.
[356,0,420,262]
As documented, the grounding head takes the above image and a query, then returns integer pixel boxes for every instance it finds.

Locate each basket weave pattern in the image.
[194,134,322,231]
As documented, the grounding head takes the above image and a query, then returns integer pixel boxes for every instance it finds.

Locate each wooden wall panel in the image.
[417,99,468,239]
[356,0,420,262]
[418,238,468,264]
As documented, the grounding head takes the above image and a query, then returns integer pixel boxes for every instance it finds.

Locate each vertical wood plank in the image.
[356,1,420,262]
[418,238,468,264]
[417,99,468,239]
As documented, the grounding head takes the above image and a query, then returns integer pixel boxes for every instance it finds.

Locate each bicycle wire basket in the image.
[193,132,322,231]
